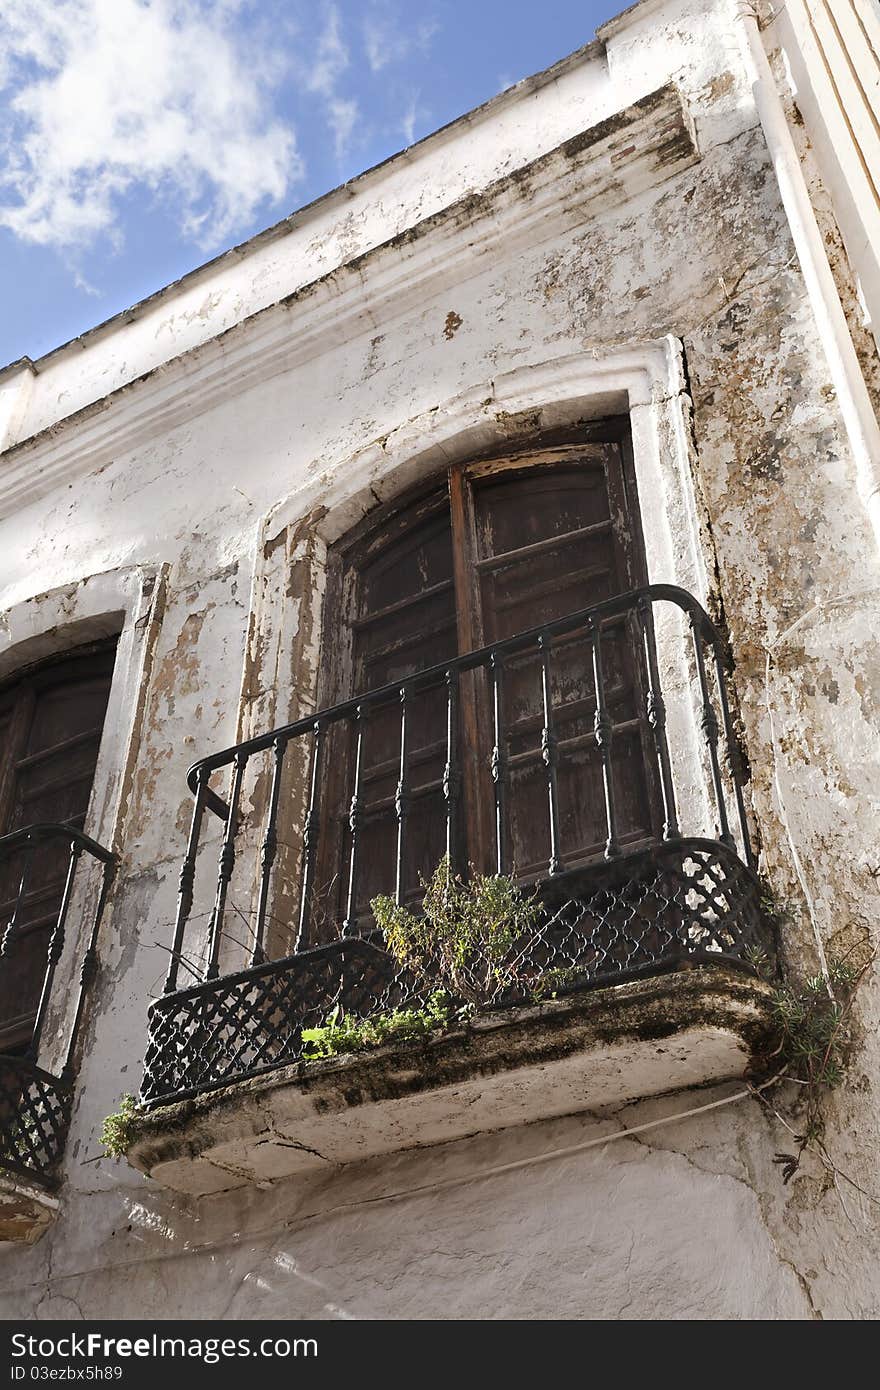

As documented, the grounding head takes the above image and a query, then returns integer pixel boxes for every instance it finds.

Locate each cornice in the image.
[0,85,699,520]
[0,39,607,387]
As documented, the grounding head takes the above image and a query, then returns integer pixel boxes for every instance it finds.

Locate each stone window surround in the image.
[242,341,709,727]
[230,339,740,949]
[0,564,167,1074]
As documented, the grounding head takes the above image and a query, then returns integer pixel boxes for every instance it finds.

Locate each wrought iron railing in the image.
[141,585,771,1108]
[0,824,115,1187]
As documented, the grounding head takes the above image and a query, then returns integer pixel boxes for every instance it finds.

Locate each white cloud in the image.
[0,0,302,254]
[327,96,359,162]
[362,4,438,75]
[295,4,360,165]
[72,267,101,296]
[304,2,349,98]
[399,93,428,148]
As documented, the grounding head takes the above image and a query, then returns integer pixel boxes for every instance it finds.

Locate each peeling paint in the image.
[443,311,463,340]
[1,0,879,1322]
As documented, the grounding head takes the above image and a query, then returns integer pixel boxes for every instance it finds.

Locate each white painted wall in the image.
[0,0,879,1320]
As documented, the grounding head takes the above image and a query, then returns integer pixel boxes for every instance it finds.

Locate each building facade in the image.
[0,0,879,1320]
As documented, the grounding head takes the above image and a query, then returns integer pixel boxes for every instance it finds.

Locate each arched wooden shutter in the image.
[0,643,116,1051]
[317,487,458,932]
[453,447,658,877]
[314,433,658,939]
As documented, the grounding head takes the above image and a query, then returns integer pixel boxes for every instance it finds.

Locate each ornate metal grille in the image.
[0,1058,71,1187]
[141,837,767,1107]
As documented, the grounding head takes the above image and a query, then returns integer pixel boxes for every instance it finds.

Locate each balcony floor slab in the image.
[127,965,776,1196]
[0,1172,60,1243]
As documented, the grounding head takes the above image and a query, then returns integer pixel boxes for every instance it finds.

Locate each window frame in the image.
[0,638,119,1051]
[313,421,661,920]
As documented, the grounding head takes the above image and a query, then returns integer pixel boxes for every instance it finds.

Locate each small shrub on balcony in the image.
[0,1110,46,1167]
[371,855,541,1009]
[763,956,864,1182]
[100,1094,141,1160]
[299,859,542,1062]
[301,991,462,1060]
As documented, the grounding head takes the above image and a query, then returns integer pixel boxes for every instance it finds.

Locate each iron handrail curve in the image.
[0,822,115,864]
[0,821,116,1081]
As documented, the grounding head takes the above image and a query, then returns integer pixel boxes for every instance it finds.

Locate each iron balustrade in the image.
[141,585,771,1108]
[0,824,115,1187]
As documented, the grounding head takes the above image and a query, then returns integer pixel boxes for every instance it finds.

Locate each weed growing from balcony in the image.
[748,933,874,1190]
[99,1093,140,1160]
[301,991,466,1060]
[766,957,862,1182]
[1,1109,47,1167]
[299,858,542,1061]
[371,854,541,1009]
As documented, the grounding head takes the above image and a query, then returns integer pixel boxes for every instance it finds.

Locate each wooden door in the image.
[316,433,657,937]
[0,644,116,1052]
[457,447,658,878]
[316,486,458,934]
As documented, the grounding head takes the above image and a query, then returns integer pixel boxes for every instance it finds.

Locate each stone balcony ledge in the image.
[0,1171,61,1244]
[126,964,775,1196]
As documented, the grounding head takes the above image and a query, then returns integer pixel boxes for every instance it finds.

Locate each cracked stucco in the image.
[0,0,879,1320]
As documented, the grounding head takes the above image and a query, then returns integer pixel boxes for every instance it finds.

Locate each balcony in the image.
[0,824,114,1241]
[130,586,775,1194]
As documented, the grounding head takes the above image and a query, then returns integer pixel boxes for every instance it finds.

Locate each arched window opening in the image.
[0,641,117,1053]
[311,428,660,940]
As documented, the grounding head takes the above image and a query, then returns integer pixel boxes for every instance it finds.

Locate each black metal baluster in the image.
[297,720,324,950]
[538,632,562,876]
[490,651,507,875]
[0,834,32,960]
[165,770,207,993]
[710,645,755,869]
[394,685,410,906]
[253,735,288,965]
[64,855,115,1081]
[343,705,366,935]
[28,838,81,1062]
[589,618,620,859]
[637,598,680,841]
[443,668,461,875]
[206,751,248,978]
[689,613,733,848]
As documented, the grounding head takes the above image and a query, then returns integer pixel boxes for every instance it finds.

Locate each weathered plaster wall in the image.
[0,0,878,1319]
[0,1091,818,1321]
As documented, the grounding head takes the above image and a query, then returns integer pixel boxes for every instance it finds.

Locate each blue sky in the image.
[0,1,620,369]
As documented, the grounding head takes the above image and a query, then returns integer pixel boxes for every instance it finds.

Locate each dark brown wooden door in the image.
[317,488,457,931]
[0,644,116,1051]
[316,435,656,936]
[458,448,657,878]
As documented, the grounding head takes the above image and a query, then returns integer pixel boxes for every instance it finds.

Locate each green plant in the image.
[765,957,861,1181]
[100,1093,140,1160]
[530,963,590,1003]
[749,940,871,1185]
[744,942,773,978]
[371,855,541,1008]
[301,991,467,1060]
[757,883,795,938]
